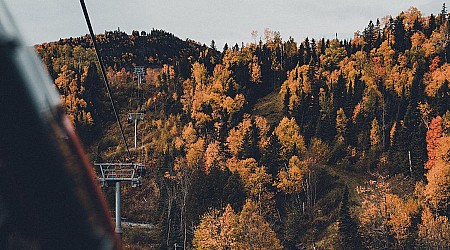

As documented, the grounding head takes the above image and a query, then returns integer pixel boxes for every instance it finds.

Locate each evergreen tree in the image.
[363,20,377,52]
[210,40,216,50]
[426,14,436,38]
[298,43,305,66]
[440,3,448,24]
[223,43,229,52]
[261,134,283,176]
[223,171,246,211]
[303,37,312,64]
[437,80,450,114]
[403,102,427,178]
[393,16,407,53]
[412,17,423,32]
[310,38,318,62]
[282,86,291,117]
[332,73,346,111]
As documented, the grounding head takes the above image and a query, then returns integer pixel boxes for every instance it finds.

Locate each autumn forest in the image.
[35,5,450,249]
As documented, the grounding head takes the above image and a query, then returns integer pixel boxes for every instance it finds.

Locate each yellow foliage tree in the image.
[356,177,418,248]
[400,7,422,30]
[234,158,275,216]
[274,155,308,195]
[192,209,226,250]
[186,138,205,169]
[190,63,246,128]
[357,179,391,248]
[234,200,283,250]
[422,31,445,58]
[193,201,282,250]
[370,118,381,148]
[274,117,306,160]
[336,108,348,143]
[193,205,238,250]
[204,141,225,172]
[424,137,450,214]
[385,64,414,97]
[226,116,252,158]
[386,195,419,247]
[411,31,426,48]
[192,62,208,86]
[418,207,450,248]
[279,65,312,115]
[254,116,270,151]
[424,64,450,97]
[249,55,262,84]
[376,41,395,69]
[181,79,195,114]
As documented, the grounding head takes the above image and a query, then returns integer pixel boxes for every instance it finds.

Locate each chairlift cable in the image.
[79,0,132,159]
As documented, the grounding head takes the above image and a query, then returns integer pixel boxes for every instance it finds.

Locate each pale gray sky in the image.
[2,0,444,48]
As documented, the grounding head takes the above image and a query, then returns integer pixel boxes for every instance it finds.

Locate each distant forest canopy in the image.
[35,5,450,249]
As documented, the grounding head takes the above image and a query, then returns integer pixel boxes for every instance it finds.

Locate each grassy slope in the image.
[252,88,284,126]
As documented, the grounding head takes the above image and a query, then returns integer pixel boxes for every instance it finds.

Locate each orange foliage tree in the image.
[274,117,306,160]
[193,201,282,250]
[425,116,443,169]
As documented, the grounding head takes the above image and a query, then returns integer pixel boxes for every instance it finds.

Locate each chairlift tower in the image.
[133,66,145,103]
[133,66,145,87]
[95,162,144,238]
[128,112,144,148]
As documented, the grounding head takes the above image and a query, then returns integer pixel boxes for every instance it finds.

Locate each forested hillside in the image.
[36,6,450,249]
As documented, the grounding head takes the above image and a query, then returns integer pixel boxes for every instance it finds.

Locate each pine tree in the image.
[261,134,283,176]
[441,3,448,24]
[363,20,377,52]
[310,38,318,62]
[393,16,407,53]
[423,14,436,38]
[332,73,346,110]
[223,43,229,52]
[303,37,312,64]
[223,171,246,211]
[404,102,427,178]
[282,86,291,116]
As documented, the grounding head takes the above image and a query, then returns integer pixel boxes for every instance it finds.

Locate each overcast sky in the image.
[1,0,444,48]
